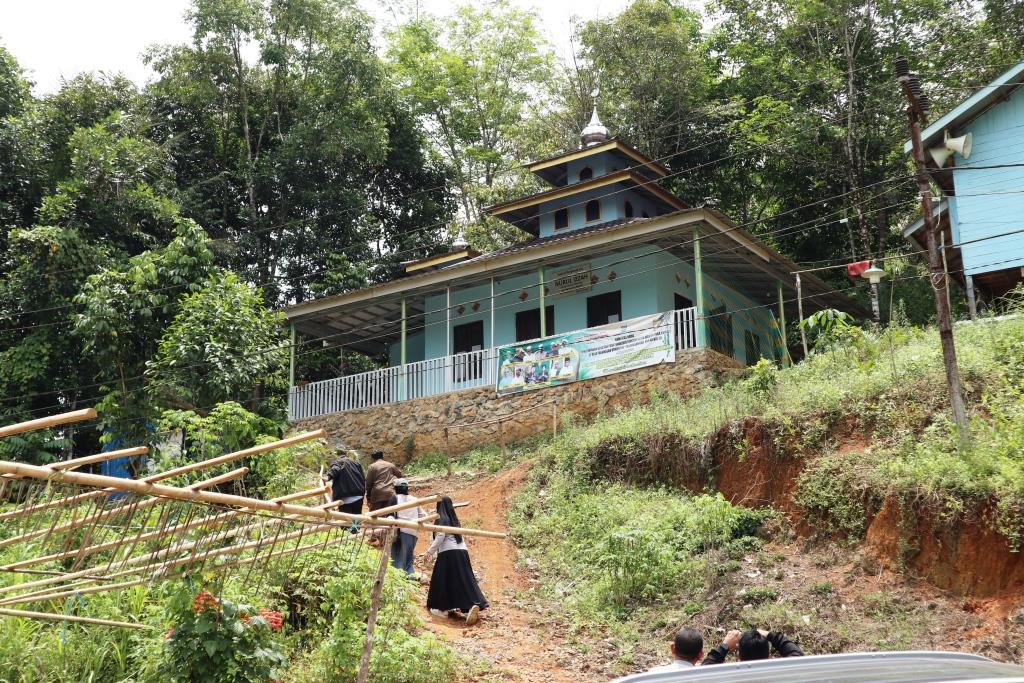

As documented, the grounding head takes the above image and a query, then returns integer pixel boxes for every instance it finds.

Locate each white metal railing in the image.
[674,306,698,351]
[288,307,699,421]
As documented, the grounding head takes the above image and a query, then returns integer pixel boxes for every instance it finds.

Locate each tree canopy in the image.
[0,0,1020,460]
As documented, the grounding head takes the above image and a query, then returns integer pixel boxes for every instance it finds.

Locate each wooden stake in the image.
[552,401,557,438]
[0,409,97,439]
[445,427,452,478]
[357,529,394,683]
[0,606,152,630]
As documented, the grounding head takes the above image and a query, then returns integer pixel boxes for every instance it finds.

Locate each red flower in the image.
[164,627,176,641]
[192,590,220,614]
[257,608,284,631]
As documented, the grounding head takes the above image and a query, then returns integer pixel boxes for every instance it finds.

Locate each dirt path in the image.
[409,463,598,683]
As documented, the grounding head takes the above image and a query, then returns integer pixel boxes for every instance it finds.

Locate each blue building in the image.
[284,109,861,420]
[902,60,1024,312]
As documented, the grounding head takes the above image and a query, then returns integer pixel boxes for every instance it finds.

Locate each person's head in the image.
[738,629,770,661]
[371,450,384,461]
[394,478,409,495]
[670,628,703,664]
[435,496,463,543]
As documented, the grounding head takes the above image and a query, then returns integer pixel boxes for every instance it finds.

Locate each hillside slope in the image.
[410,314,1024,680]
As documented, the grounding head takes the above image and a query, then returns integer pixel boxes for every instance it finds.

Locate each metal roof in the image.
[612,651,1024,683]
[903,61,1024,154]
[283,209,868,356]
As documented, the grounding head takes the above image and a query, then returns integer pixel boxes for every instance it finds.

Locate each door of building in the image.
[452,320,484,382]
[586,290,622,328]
[515,306,555,342]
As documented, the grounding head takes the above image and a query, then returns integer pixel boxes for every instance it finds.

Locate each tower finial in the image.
[580,87,609,147]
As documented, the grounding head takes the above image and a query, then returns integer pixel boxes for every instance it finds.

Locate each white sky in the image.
[0,0,635,95]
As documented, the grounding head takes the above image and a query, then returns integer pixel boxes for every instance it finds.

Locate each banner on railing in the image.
[495,312,675,396]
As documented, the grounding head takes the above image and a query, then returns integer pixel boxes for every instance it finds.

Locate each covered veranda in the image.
[283,208,861,420]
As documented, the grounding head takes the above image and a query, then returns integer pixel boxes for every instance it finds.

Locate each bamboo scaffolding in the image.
[0,483,325,573]
[0,606,152,630]
[0,460,506,539]
[0,465,251,552]
[0,532,365,607]
[0,482,327,572]
[0,408,97,439]
[0,430,325,523]
[0,497,491,599]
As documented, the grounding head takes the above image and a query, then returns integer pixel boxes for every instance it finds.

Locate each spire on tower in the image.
[580,88,609,147]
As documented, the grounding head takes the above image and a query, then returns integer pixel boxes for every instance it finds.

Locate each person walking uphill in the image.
[364,450,403,512]
[387,478,427,578]
[324,451,366,515]
[423,496,488,626]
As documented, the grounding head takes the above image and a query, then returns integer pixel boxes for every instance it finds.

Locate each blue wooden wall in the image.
[952,84,1024,275]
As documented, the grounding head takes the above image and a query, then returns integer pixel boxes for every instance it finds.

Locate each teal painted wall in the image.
[951,84,1024,276]
[537,148,663,238]
[406,244,778,366]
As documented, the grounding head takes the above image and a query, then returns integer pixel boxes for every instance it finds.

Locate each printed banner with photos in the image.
[495,312,675,396]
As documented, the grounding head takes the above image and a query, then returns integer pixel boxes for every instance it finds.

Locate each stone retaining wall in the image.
[292,348,743,463]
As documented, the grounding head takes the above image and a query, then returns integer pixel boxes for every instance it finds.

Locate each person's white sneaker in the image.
[465,604,480,626]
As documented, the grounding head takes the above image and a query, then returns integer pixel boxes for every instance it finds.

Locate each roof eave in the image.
[903,60,1024,154]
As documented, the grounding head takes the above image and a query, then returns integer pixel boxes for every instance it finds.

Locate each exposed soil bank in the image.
[592,415,1024,598]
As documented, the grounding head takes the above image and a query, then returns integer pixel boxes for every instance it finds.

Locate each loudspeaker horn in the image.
[946,132,972,159]
[928,131,973,167]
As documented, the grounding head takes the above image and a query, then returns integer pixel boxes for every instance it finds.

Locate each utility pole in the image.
[896,56,969,441]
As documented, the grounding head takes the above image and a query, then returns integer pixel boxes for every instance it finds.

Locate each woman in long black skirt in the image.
[423,496,488,625]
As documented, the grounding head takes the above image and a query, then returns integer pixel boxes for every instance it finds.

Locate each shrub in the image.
[311,545,466,682]
[157,586,287,683]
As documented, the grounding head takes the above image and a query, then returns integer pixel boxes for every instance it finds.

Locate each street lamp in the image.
[861,263,886,285]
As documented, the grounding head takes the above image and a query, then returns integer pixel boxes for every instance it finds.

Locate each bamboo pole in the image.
[0,460,506,539]
[1,481,324,572]
[366,494,439,518]
[0,606,152,630]
[0,409,97,439]
[0,446,148,481]
[0,465,250,552]
[0,430,326,521]
[357,529,394,683]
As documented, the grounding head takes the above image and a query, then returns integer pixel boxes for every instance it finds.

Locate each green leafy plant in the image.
[158,587,287,683]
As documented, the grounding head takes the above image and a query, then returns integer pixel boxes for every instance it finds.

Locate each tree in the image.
[38,113,180,254]
[146,0,454,304]
[0,46,40,244]
[147,271,287,413]
[0,227,110,463]
[387,1,554,247]
[709,0,951,321]
[73,220,217,442]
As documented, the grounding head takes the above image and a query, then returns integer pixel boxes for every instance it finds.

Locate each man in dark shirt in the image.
[324,451,366,515]
[364,450,404,512]
[702,628,804,665]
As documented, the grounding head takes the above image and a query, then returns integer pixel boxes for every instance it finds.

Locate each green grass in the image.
[514,313,1024,543]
